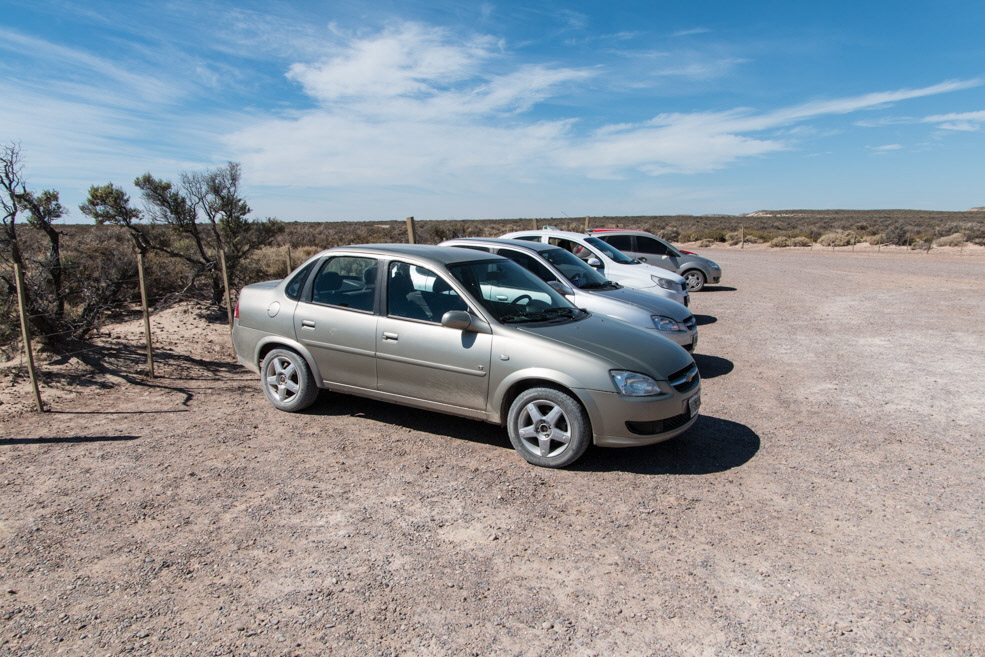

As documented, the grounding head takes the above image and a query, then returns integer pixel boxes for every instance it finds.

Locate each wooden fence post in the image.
[406,216,417,244]
[740,225,744,249]
[14,264,44,412]
[219,251,233,333]
[286,245,293,275]
[137,252,155,378]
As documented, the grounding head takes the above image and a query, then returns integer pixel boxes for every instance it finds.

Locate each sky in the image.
[3,0,985,222]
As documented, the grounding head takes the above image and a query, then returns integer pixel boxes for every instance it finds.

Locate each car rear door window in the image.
[311,256,377,312]
[604,235,634,251]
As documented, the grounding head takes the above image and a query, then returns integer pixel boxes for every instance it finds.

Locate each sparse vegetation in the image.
[817,230,858,247]
[4,159,985,355]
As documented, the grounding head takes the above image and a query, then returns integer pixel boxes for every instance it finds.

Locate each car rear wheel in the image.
[261,348,319,412]
[507,387,591,468]
[683,269,706,292]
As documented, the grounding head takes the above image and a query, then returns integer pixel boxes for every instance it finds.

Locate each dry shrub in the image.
[791,236,813,247]
[934,232,966,247]
[770,236,791,248]
[817,230,857,247]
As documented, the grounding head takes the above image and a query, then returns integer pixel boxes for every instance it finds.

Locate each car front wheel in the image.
[260,348,319,412]
[507,387,591,468]
[683,269,706,292]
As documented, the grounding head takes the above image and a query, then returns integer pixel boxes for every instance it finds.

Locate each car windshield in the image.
[447,259,587,324]
[541,248,618,290]
[583,236,637,264]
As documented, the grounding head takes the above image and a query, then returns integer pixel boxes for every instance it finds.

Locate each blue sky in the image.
[3,0,985,222]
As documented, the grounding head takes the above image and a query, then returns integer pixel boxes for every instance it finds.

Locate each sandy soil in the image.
[1,247,984,656]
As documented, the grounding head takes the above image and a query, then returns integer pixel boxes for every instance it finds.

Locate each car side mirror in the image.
[547,281,574,297]
[441,310,491,334]
[637,256,647,263]
[586,257,602,269]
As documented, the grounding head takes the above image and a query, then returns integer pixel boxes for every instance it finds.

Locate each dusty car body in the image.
[499,227,690,306]
[233,244,701,468]
[439,237,698,351]
[588,229,722,291]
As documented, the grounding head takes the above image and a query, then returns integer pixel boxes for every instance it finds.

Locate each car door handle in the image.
[301,319,316,328]
[382,332,399,341]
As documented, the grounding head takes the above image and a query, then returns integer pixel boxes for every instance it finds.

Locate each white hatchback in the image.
[500,227,690,307]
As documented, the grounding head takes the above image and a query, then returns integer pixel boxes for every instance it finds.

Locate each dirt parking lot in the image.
[1,246,983,656]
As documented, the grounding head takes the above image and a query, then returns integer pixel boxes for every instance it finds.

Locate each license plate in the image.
[687,393,701,417]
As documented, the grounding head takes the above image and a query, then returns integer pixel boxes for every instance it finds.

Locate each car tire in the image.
[507,387,591,468]
[683,269,706,292]
[260,348,319,412]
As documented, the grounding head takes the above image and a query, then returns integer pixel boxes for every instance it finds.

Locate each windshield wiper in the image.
[500,307,584,324]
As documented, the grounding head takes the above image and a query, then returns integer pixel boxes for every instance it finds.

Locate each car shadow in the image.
[699,285,737,293]
[0,435,141,446]
[573,415,759,474]
[307,395,756,475]
[694,353,734,379]
[309,393,509,448]
[693,314,717,326]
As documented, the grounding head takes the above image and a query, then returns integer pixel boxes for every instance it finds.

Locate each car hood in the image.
[631,261,685,284]
[587,286,692,320]
[516,314,693,380]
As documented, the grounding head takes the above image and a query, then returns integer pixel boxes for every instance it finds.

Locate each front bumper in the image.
[578,382,701,448]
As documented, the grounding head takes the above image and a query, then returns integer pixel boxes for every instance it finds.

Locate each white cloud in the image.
[226,21,982,194]
[922,109,985,131]
[287,23,494,103]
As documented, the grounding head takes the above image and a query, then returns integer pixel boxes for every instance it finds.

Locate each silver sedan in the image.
[233,244,701,468]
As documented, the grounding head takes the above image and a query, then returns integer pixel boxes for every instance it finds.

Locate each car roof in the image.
[314,243,508,267]
[505,228,596,241]
[588,229,655,237]
[441,237,561,254]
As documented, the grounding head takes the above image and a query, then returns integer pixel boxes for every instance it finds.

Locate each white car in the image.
[440,237,698,351]
[500,227,690,307]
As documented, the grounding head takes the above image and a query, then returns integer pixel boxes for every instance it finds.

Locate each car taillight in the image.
[234,300,240,319]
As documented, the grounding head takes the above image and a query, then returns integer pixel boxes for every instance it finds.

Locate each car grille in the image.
[626,411,692,436]
[668,363,699,393]
[681,314,696,332]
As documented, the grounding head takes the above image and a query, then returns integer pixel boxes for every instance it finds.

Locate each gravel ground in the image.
[1,247,983,656]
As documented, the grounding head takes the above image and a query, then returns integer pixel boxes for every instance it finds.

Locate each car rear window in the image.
[285,259,318,300]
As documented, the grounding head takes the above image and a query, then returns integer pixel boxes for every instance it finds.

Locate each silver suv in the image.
[233,244,701,468]
[439,237,698,351]
[588,229,722,291]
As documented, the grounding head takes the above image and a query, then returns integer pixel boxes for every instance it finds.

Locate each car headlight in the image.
[610,370,663,396]
[709,261,721,270]
[652,275,675,290]
[652,315,683,332]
